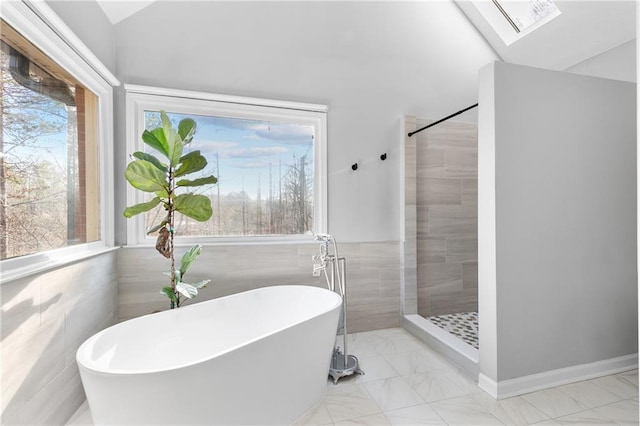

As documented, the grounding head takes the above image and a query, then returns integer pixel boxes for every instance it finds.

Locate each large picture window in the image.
[1,20,100,260]
[126,86,327,243]
[1,0,117,280]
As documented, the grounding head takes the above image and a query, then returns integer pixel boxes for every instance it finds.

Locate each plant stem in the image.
[169,167,176,309]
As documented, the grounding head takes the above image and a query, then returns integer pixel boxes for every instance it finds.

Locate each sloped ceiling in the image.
[97,0,636,72]
[95,0,156,25]
[455,0,636,71]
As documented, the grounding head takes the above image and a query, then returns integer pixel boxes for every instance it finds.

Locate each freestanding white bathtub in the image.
[76,285,342,425]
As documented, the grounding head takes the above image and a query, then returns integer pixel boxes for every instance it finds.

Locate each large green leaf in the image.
[173,194,213,221]
[178,118,197,145]
[160,287,177,303]
[123,197,161,218]
[177,175,218,187]
[175,151,207,177]
[160,111,183,167]
[191,279,210,289]
[141,128,169,158]
[180,245,202,276]
[155,188,170,198]
[176,282,198,299]
[125,160,168,193]
[146,218,168,235]
[132,151,167,173]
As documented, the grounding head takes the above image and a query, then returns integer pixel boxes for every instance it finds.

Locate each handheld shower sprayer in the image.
[312,233,343,294]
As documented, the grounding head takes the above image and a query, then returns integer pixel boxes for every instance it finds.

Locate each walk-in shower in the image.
[402,113,479,378]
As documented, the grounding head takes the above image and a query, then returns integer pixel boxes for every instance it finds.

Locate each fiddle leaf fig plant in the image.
[124,111,217,309]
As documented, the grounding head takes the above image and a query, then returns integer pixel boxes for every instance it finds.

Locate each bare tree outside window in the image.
[1,23,99,260]
[142,111,314,237]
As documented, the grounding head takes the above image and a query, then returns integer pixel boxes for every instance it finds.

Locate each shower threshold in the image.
[402,314,479,380]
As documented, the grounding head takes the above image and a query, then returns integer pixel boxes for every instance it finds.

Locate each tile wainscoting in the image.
[1,250,119,425]
[118,241,402,333]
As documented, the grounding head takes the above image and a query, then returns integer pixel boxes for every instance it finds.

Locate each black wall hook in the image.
[380,153,387,161]
[351,163,358,171]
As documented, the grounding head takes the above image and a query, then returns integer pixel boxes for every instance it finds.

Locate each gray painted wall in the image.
[565,39,637,83]
[110,0,498,244]
[480,61,637,382]
[45,0,116,73]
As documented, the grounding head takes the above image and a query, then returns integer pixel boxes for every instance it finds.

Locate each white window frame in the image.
[0,0,119,283]
[125,84,328,245]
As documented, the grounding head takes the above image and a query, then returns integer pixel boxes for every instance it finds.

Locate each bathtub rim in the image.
[76,285,342,376]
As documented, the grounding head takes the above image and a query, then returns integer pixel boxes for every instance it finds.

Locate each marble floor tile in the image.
[553,409,616,425]
[325,383,382,423]
[65,328,640,426]
[381,350,444,376]
[592,399,640,425]
[373,328,414,339]
[352,355,400,383]
[373,334,426,355]
[429,395,504,425]
[334,413,391,426]
[404,370,467,403]
[66,401,93,426]
[295,402,334,426]
[618,369,639,387]
[383,404,447,425]
[521,388,589,419]
[591,375,640,400]
[346,333,381,359]
[555,379,623,409]
[363,377,425,412]
[469,392,549,426]
[446,367,483,396]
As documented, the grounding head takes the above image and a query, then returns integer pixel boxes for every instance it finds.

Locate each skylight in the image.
[470,0,562,46]
[493,0,559,33]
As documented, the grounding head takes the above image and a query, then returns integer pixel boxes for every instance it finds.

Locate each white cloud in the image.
[248,123,313,145]
[192,140,288,160]
[224,146,288,159]
[191,140,238,151]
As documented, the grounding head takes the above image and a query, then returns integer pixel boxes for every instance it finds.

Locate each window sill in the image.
[0,243,119,285]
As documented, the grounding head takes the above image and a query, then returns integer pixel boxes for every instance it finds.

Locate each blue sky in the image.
[146,111,314,199]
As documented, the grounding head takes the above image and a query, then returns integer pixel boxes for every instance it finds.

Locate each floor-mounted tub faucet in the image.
[311,233,364,384]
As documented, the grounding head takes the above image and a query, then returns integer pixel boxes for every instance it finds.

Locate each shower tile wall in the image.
[415,120,478,317]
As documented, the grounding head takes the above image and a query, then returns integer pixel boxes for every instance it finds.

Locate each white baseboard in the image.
[479,353,638,399]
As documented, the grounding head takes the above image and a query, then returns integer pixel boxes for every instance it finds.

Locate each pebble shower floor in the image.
[427,311,479,349]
